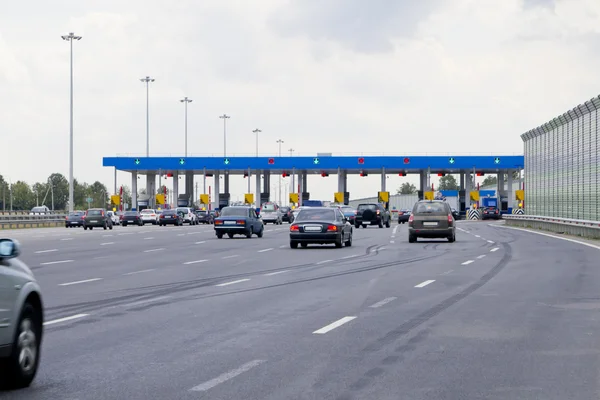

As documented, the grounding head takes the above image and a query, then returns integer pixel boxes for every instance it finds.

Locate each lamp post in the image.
[61,32,82,213]
[252,128,261,156]
[219,114,230,157]
[140,76,155,157]
[180,97,193,157]
[276,139,284,204]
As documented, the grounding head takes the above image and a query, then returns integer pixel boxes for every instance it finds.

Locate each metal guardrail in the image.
[0,213,68,230]
[503,214,600,239]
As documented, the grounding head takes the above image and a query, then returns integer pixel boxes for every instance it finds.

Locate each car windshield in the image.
[414,202,447,214]
[69,212,83,217]
[124,211,137,216]
[197,211,207,215]
[262,204,276,211]
[163,211,176,215]
[280,207,290,213]
[87,210,102,216]
[141,209,154,214]
[295,209,336,221]
[358,204,378,211]
[340,207,354,213]
[220,207,249,217]
[176,208,188,213]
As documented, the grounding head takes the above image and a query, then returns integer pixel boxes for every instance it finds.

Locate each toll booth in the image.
[301,192,310,202]
[417,190,424,201]
[260,192,270,205]
[137,194,150,211]
[458,190,466,213]
[177,194,191,207]
[218,193,230,209]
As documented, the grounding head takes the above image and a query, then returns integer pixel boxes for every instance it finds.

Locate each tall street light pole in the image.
[180,97,193,157]
[61,32,82,213]
[288,148,295,197]
[219,114,230,158]
[252,128,261,157]
[277,139,284,204]
[140,76,155,157]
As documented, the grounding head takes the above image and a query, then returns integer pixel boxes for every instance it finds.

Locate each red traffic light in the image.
[398,172,406,176]
[321,172,329,177]
[437,173,445,177]
[357,157,365,164]
[166,173,173,178]
[268,158,275,165]
[403,157,410,164]
[476,172,484,176]
[359,170,368,177]
[282,172,289,177]
[243,172,248,178]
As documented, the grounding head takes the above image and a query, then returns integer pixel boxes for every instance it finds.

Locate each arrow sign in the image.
[313,157,320,165]
[494,157,501,164]
[224,158,230,165]
[448,157,455,164]
[179,158,185,165]
[134,158,140,165]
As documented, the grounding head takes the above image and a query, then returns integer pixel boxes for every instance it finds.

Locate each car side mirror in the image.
[0,239,20,259]
[258,214,262,219]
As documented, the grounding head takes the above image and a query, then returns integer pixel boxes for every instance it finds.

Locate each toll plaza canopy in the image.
[103,155,524,174]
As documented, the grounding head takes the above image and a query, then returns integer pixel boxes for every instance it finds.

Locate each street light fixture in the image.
[61,32,82,213]
[140,76,155,157]
[219,114,230,158]
[180,97,193,157]
[252,128,261,157]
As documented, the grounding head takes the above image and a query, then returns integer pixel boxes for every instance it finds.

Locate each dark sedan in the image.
[289,207,353,248]
[482,206,501,220]
[120,211,143,226]
[195,210,213,224]
[280,206,293,223]
[397,209,411,224]
[159,210,183,226]
[337,205,357,225]
[214,206,264,239]
[65,211,85,228]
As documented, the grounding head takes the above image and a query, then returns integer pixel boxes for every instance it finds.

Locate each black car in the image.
[397,209,411,224]
[121,211,143,226]
[214,206,264,238]
[280,207,293,223]
[195,210,213,224]
[355,203,391,228]
[451,208,460,220]
[159,210,183,226]
[83,209,113,230]
[290,207,353,248]
[65,211,85,228]
[481,206,501,220]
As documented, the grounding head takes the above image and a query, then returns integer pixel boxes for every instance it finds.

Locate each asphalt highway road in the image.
[2,219,600,399]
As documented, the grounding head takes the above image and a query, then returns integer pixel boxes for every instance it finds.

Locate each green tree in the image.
[138,188,147,196]
[88,181,108,208]
[438,175,459,190]
[482,176,497,186]
[121,185,132,209]
[397,182,416,195]
[48,173,69,210]
[73,180,89,210]
[11,181,35,210]
[31,182,48,207]
[0,175,8,210]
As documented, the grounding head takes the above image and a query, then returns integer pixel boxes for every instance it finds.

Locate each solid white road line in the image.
[316,259,332,265]
[495,225,600,251]
[143,248,164,253]
[60,238,73,241]
[59,278,103,286]
[279,245,287,248]
[215,278,250,287]
[118,233,133,236]
[476,255,486,259]
[187,232,201,235]
[34,249,58,254]
[195,241,206,244]
[414,280,436,288]
[487,240,495,244]
[462,260,475,265]
[100,242,114,246]
[123,269,156,276]
[123,295,171,307]
[341,254,358,259]
[475,235,481,238]
[264,270,289,276]
[222,255,239,259]
[313,316,357,334]
[183,259,208,265]
[40,260,73,266]
[102,234,113,237]
[369,297,397,308]
[258,248,273,253]
[143,237,154,240]
[490,247,500,252]
[177,233,185,237]
[44,314,89,326]
[189,360,266,392]
[393,226,398,234]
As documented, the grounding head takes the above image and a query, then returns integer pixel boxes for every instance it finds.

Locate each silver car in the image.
[0,239,44,388]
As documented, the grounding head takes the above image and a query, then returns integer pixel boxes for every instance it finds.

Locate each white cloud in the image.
[1,0,599,202]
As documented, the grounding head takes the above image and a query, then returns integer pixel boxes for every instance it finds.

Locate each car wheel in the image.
[408,234,416,243]
[90,227,93,230]
[246,228,253,239]
[335,236,343,248]
[1,303,42,389]
[216,232,223,239]
[355,223,360,229]
[290,241,298,249]
[228,232,234,239]
[83,226,87,230]
[448,233,456,243]
[123,223,127,227]
[378,220,384,228]
[345,232,353,247]
[256,227,264,238]
[301,243,308,248]
[385,219,391,228]
[103,223,107,230]
[109,224,113,230]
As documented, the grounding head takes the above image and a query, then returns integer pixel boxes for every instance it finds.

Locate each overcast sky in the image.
[2,0,599,202]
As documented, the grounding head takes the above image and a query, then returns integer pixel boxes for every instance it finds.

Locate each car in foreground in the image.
[260,202,283,225]
[289,207,353,248]
[195,210,213,224]
[83,208,113,230]
[214,206,264,239]
[355,203,391,228]
[408,200,456,243]
[120,211,143,226]
[140,209,159,225]
[0,238,44,389]
[481,206,501,220]
[397,209,411,224]
[176,207,198,225]
[65,211,85,228]
[159,209,183,226]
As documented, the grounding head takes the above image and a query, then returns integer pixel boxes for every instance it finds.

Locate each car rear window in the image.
[124,211,137,216]
[220,207,249,217]
[295,209,336,221]
[414,202,447,214]
[87,210,102,216]
[262,203,277,211]
[141,209,154,214]
[358,204,378,211]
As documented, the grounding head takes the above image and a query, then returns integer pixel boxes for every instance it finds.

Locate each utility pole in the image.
[180,97,193,157]
[140,76,155,157]
[253,128,261,156]
[219,114,230,158]
[61,32,82,213]
[276,139,284,204]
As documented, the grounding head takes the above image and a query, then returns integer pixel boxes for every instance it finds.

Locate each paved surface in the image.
[2,220,600,399]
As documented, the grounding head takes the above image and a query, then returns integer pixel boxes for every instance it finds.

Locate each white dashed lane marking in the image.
[490,247,500,252]
[215,279,250,287]
[414,280,435,288]
[44,314,89,326]
[476,255,486,259]
[313,316,357,334]
[59,278,103,286]
[462,260,475,265]
[35,249,58,254]
[369,297,397,308]
[40,260,73,266]
[189,360,266,392]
